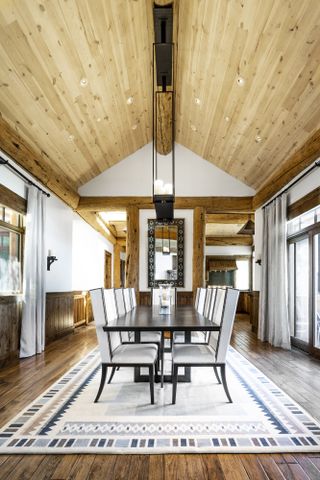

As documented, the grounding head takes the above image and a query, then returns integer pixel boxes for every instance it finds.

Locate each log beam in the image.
[77,196,254,212]
[206,235,253,246]
[113,242,121,288]
[193,207,205,298]
[0,116,79,210]
[206,213,254,224]
[125,207,139,299]
[253,128,320,209]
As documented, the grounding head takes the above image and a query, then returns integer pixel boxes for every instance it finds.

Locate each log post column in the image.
[193,207,205,300]
[113,242,121,288]
[125,206,139,302]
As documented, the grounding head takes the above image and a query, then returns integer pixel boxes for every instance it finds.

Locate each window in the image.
[287,206,318,235]
[0,204,24,294]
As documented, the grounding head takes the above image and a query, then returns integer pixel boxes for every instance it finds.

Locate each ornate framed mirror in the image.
[148,218,184,288]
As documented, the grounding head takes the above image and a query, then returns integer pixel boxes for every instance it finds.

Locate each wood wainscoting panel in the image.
[0,295,22,366]
[139,291,193,306]
[45,292,75,343]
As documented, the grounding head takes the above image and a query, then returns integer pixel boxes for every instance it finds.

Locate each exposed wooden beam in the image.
[193,207,205,296]
[253,129,320,209]
[0,116,80,210]
[288,185,320,220]
[156,92,173,155]
[77,211,116,245]
[117,238,127,248]
[125,207,139,297]
[206,213,254,224]
[113,242,121,289]
[206,236,253,246]
[77,196,254,212]
[0,182,26,214]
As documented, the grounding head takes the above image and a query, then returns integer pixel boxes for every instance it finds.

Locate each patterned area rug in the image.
[0,346,320,454]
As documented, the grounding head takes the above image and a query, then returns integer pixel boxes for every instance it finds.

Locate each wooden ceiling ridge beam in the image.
[206,235,253,246]
[0,116,80,210]
[205,213,254,224]
[77,196,254,213]
[253,128,320,209]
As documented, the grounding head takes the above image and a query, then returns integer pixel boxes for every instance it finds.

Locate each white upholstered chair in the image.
[194,287,200,309]
[171,288,239,404]
[90,288,158,404]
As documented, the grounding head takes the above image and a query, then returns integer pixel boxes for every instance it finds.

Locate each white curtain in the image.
[258,194,291,349]
[20,186,46,358]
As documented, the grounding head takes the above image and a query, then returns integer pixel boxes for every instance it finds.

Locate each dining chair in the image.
[114,288,131,341]
[203,288,214,318]
[123,288,132,312]
[171,287,239,404]
[90,288,158,404]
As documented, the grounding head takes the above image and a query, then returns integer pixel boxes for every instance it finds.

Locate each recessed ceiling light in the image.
[131,124,137,130]
[190,124,197,131]
[194,97,200,105]
[96,117,101,122]
[80,77,88,87]
[68,134,75,142]
[255,135,262,143]
[236,76,245,86]
[127,96,134,105]
[225,116,230,122]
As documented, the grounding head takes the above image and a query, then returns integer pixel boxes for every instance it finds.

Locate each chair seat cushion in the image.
[112,343,158,364]
[173,344,216,364]
[140,331,161,343]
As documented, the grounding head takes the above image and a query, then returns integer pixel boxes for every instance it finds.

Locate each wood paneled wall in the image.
[0,291,92,366]
[0,296,22,366]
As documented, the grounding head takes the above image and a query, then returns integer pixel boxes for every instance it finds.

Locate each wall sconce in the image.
[47,250,58,271]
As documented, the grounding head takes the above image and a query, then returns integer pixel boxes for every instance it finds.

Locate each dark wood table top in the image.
[102,305,220,332]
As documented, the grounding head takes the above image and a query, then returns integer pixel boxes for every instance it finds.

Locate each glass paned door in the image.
[289,237,310,347]
[314,234,320,349]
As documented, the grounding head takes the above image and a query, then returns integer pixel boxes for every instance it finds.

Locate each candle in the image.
[163,183,172,195]
[154,179,164,195]
[48,249,52,257]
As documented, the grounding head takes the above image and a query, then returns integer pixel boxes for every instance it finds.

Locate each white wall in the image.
[205,246,252,256]
[0,157,113,292]
[139,209,193,291]
[79,143,255,197]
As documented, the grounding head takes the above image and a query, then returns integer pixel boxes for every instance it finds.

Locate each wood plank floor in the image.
[0,320,320,479]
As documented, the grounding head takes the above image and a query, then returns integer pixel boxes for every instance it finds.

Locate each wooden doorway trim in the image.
[104,251,112,289]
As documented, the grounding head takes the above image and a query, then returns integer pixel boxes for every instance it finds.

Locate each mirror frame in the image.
[148,218,184,287]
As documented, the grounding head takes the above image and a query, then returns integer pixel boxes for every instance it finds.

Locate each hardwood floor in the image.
[0,320,320,479]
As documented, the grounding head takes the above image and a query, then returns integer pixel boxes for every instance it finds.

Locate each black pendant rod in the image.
[262,159,320,209]
[0,156,50,197]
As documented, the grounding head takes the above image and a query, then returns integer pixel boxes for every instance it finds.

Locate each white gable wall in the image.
[79,143,256,197]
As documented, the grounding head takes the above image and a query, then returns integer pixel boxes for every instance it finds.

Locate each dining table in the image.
[103,305,220,385]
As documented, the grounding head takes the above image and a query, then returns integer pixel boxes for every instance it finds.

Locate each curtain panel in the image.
[20,186,46,358]
[258,194,291,349]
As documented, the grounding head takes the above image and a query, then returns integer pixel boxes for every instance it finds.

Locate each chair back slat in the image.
[204,288,213,318]
[130,288,137,308]
[90,288,121,363]
[194,287,200,309]
[197,288,206,315]
[123,288,132,312]
[104,288,117,321]
[115,288,126,316]
[215,288,239,363]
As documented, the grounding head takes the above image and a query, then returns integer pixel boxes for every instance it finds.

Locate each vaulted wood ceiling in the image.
[0,0,319,193]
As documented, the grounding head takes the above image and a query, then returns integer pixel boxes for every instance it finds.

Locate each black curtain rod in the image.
[262,159,320,209]
[0,156,50,197]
